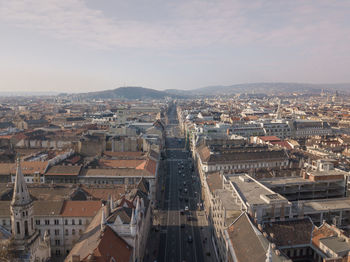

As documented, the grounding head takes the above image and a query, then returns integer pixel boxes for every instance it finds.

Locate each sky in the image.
[0,0,350,93]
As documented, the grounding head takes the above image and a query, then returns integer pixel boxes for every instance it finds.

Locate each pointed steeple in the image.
[135,197,140,220]
[131,208,136,225]
[11,158,32,206]
[109,194,114,211]
[265,243,273,262]
[130,208,136,236]
[101,204,106,231]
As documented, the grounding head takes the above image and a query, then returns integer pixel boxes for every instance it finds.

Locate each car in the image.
[184,188,188,193]
[184,198,189,202]
[187,235,193,243]
[180,209,184,215]
[185,206,189,211]
[183,181,186,186]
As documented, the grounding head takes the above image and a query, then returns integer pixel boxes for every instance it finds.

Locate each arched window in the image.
[24,220,29,236]
[16,222,20,234]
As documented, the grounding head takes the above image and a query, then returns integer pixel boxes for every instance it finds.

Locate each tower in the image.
[10,158,35,241]
[9,159,51,262]
[101,204,106,231]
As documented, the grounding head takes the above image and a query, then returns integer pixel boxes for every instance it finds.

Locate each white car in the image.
[185,206,189,211]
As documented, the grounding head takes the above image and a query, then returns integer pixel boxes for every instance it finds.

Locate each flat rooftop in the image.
[227,174,289,206]
[299,198,350,214]
[215,189,241,210]
[309,169,347,177]
[260,176,313,187]
[319,236,350,255]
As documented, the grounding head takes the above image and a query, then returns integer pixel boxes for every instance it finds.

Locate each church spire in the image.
[12,158,32,206]
[101,204,106,231]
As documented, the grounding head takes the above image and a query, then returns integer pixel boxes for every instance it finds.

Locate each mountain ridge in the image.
[61,82,350,100]
[166,82,350,96]
[64,86,184,100]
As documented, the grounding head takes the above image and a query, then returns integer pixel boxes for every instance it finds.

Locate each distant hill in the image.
[167,82,350,96]
[63,82,349,100]
[69,86,185,100]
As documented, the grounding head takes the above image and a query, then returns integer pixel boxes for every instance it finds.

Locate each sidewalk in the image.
[143,224,161,262]
[196,211,217,262]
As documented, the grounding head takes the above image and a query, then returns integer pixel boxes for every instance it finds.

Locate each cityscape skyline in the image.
[1,0,350,92]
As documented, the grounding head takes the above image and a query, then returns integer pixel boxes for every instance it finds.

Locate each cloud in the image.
[0,0,349,51]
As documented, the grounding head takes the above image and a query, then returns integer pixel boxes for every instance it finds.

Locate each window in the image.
[72,219,75,225]
[55,240,60,246]
[54,219,59,225]
[65,229,68,236]
[65,219,68,225]
[72,229,75,235]
[47,229,50,235]
[55,249,61,256]
[16,222,20,234]
[55,229,59,236]
[79,219,82,225]
[45,220,50,225]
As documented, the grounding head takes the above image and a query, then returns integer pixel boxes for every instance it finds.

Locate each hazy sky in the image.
[1,0,350,93]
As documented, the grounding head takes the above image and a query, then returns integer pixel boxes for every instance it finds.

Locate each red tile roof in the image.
[259,136,281,142]
[84,226,132,262]
[206,172,222,193]
[270,141,293,150]
[60,200,101,217]
[103,151,145,158]
[0,161,48,175]
[99,159,145,168]
[144,159,157,175]
[312,223,338,247]
[46,165,82,176]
